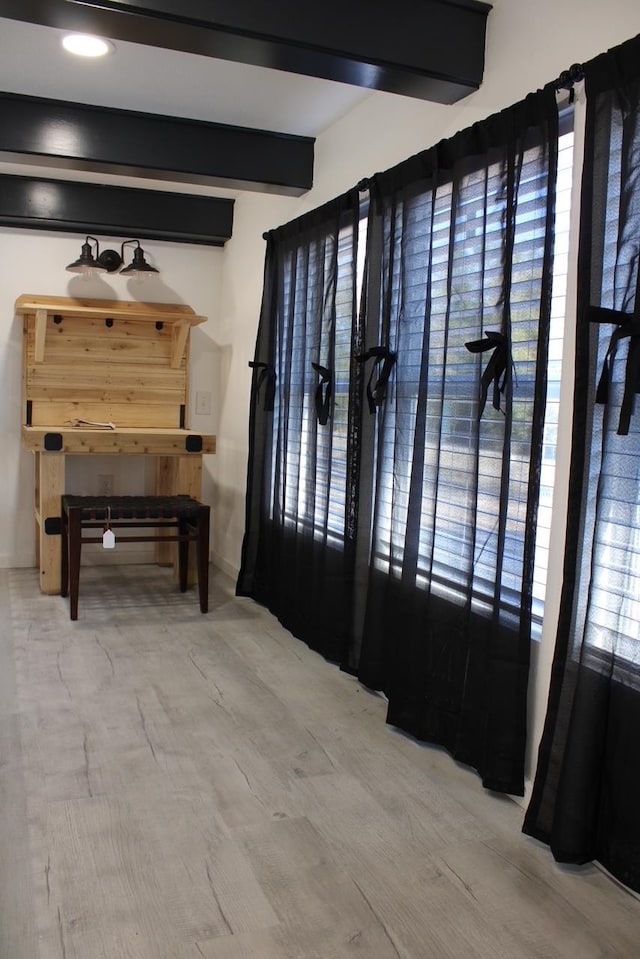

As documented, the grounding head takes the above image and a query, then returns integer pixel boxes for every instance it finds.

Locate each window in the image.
[272,131,573,638]
[532,128,574,630]
[370,129,573,637]
[272,213,358,547]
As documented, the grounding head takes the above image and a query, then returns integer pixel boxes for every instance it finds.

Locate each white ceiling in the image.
[0,16,375,139]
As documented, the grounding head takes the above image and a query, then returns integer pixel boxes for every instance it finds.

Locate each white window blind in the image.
[371,134,571,635]
[271,130,573,640]
[532,129,574,632]
[273,219,356,546]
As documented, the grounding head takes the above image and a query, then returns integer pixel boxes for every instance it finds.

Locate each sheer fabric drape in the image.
[239,90,560,795]
[356,90,559,794]
[524,33,640,893]
[237,192,363,664]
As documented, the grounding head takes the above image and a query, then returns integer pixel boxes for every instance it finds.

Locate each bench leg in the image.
[196,505,210,614]
[178,519,188,593]
[68,507,82,621]
[61,507,69,597]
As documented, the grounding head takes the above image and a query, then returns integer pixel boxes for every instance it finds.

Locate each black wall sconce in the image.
[118,239,159,277]
[66,236,159,277]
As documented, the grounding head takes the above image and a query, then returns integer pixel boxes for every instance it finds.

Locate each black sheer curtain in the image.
[237,191,363,663]
[355,90,559,795]
[239,90,560,797]
[524,34,640,893]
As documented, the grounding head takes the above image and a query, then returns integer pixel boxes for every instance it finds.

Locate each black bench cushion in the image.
[62,495,203,521]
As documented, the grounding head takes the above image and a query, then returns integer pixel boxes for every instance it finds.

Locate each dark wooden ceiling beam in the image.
[0,93,314,196]
[0,173,234,245]
[1,0,492,104]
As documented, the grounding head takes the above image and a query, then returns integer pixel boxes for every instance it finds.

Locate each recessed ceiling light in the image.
[62,34,114,58]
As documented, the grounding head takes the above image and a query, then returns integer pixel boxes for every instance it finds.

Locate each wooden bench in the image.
[61,495,210,620]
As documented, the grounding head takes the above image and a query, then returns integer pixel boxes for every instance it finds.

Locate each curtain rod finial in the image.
[555,62,584,92]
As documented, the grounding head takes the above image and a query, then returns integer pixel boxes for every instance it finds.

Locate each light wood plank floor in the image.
[1,565,638,959]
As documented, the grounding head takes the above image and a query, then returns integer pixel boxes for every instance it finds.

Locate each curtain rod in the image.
[554,62,585,93]
[262,179,370,238]
[262,62,586,241]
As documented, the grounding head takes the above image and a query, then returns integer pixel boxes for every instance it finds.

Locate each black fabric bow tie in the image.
[590,305,640,436]
[248,360,276,412]
[465,331,510,418]
[311,362,332,425]
[356,346,397,414]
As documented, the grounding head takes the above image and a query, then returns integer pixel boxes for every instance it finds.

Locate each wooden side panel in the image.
[34,451,40,565]
[155,456,178,568]
[37,452,64,595]
[155,456,204,576]
[155,455,203,498]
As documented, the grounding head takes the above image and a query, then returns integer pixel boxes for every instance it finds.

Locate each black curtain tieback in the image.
[248,360,276,412]
[311,362,332,425]
[590,305,640,436]
[465,331,510,418]
[356,346,396,414]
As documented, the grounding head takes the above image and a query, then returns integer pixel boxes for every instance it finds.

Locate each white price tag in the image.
[103,528,116,549]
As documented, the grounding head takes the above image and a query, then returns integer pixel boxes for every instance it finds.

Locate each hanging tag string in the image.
[102,505,116,549]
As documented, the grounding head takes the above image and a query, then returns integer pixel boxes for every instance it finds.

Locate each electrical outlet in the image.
[195,390,212,416]
[97,474,114,496]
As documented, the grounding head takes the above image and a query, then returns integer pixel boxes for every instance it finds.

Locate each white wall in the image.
[217,0,640,791]
[0,227,223,565]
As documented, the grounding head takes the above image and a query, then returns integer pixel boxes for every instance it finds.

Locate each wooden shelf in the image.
[15,294,207,324]
[16,294,206,367]
[22,426,216,456]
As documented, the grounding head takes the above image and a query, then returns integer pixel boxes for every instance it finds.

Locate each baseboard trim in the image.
[211,550,239,581]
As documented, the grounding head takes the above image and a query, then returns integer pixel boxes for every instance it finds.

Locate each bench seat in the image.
[61,495,210,620]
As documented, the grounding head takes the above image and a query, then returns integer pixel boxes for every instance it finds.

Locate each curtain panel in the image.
[356,89,559,795]
[239,89,560,796]
[237,191,363,664]
[524,33,640,893]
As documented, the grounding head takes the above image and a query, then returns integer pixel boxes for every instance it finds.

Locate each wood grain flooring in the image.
[1,564,639,958]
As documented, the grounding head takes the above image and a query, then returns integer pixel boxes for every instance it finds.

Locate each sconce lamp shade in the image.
[120,241,159,277]
[66,236,107,274]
